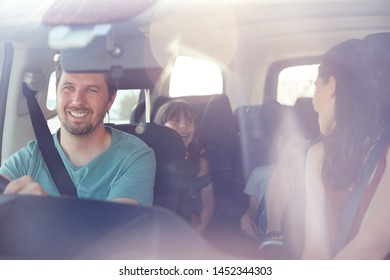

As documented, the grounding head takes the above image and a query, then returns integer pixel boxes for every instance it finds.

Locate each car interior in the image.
[0,0,390,259]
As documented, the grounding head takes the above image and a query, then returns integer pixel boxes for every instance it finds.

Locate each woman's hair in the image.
[319,39,390,189]
[154,99,201,175]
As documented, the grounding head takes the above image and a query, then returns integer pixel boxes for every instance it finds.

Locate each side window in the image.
[46,72,56,111]
[169,56,223,97]
[47,72,59,133]
[46,72,141,133]
[277,64,319,105]
[109,89,141,123]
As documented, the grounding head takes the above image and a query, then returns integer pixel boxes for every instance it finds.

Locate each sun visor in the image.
[49,24,159,68]
[42,0,165,88]
[47,23,166,88]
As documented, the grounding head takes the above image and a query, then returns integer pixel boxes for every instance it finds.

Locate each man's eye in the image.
[63,86,73,91]
[87,88,98,93]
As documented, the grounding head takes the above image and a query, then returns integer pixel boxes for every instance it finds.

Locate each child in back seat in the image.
[240,100,313,259]
[240,100,285,239]
[154,100,215,234]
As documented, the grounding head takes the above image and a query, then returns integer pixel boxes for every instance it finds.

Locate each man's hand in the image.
[3,175,47,196]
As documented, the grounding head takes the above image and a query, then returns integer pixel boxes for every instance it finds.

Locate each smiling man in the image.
[0,62,156,206]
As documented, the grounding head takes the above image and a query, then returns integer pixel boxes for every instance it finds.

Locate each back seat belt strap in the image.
[22,82,78,197]
[333,130,390,256]
[144,89,151,123]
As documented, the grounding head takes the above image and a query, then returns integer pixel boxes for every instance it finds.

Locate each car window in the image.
[109,89,141,123]
[46,72,57,111]
[277,64,319,105]
[169,56,223,97]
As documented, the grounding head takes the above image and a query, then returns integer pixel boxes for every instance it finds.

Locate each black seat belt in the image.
[333,130,390,256]
[22,82,78,197]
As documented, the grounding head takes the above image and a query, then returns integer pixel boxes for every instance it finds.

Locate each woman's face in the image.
[313,74,336,135]
[164,110,195,148]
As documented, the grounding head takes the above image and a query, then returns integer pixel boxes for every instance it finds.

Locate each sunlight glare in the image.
[169,56,223,97]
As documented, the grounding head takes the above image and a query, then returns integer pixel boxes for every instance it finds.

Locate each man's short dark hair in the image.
[55,59,118,100]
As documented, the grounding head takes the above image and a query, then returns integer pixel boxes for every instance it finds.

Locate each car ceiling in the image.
[0,0,389,66]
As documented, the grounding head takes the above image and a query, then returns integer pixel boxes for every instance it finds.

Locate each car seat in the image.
[108,123,192,222]
[130,95,172,124]
[198,94,240,230]
[233,105,264,185]
[199,94,235,194]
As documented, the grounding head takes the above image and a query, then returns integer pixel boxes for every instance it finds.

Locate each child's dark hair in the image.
[154,99,201,175]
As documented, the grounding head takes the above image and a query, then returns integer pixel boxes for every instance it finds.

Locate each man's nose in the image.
[72,89,86,104]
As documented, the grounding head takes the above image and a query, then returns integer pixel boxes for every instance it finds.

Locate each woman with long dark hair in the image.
[303,39,390,259]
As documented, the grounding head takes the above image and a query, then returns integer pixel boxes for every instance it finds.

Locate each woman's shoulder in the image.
[307,141,324,163]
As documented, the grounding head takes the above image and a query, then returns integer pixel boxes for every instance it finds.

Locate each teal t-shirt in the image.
[0,128,156,206]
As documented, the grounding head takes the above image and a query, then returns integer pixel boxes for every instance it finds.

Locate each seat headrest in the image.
[199,94,234,145]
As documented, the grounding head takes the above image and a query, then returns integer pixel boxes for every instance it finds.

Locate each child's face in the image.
[164,110,195,148]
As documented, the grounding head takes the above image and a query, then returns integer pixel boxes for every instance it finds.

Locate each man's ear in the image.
[108,92,117,110]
